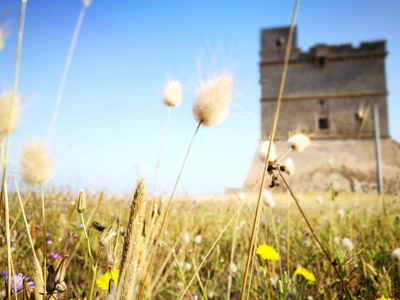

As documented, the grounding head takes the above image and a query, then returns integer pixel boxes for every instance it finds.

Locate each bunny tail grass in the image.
[115,177,146,300]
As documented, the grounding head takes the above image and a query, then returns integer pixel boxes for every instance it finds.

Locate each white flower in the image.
[177,281,183,288]
[182,232,190,244]
[391,248,400,265]
[208,291,215,298]
[262,189,275,208]
[229,262,237,274]
[238,192,246,201]
[193,234,202,244]
[337,209,345,219]
[316,195,323,204]
[163,80,182,107]
[184,263,192,271]
[258,140,277,162]
[192,74,234,126]
[287,133,310,151]
[333,237,340,245]
[283,157,295,175]
[341,237,354,251]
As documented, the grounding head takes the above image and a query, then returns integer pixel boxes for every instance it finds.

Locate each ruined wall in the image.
[260,27,389,139]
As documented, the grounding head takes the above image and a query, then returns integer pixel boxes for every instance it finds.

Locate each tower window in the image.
[318,118,329,130]
[317,56,326,67]
[276,37,285,47]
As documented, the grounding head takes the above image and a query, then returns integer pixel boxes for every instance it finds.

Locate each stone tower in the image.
[243,26,400,193]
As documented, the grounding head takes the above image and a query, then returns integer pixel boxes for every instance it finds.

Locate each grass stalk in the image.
[47,4,88,145]
[373,263,394,300]
[40,184,47,297]
[10,190,32,231]
[138,121,202,299]
[227,206,240,299]
[8,158,44,287]
[278,169,353,299]
[179,181,261,299]
[147,107,172,231]
[1,0,27,296]
[239,1,300,298]
[88,243,100,300]
[3,176,12,298]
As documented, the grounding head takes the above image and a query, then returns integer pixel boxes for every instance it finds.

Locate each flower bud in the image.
[77,190,86,213]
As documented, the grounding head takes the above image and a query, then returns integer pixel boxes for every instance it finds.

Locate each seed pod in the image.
[99,226,117,246]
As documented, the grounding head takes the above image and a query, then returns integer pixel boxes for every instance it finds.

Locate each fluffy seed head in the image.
[192,74,234,126]
[262,189,275,208]
[228,262,237,274]
[0,91,21,136]
[341,237,354,251]
[258,140,277,162]
[163,81,182,107]
[82,0,92,7]
[283,157,295,175]
[391,248,400,265]
[193,234,202,244]
[20,141,54,186]
[287,133,310,152]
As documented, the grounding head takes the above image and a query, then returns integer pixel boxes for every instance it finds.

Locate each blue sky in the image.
[1,0,399,196]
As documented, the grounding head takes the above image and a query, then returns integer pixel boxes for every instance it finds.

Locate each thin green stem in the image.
[3,176,12,298]
[80,212,94,264]
[179,181,261,299]
[88,244,100,300]
[147,107,172,232]
[278,169,353,299]
[40,184,47,297]
[138,121,202,299]
[373,263,393,300]
[8,158,44,287]
[269,208,283,281]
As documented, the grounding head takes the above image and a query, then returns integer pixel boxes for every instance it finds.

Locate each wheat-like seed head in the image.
[20,141,54,186]
[192,74,234,126]
[163,80,182,107]
[0,91,21,137]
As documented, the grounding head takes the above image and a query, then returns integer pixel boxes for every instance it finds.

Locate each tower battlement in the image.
[260,26,389,140]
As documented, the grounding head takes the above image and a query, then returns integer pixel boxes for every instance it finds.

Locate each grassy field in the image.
[2,189,399,299]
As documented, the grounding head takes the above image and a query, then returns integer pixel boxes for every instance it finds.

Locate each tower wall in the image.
[241,26,399,194]
[260,27,389,139]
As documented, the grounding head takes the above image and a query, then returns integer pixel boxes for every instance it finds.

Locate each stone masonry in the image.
[243,26,400,193]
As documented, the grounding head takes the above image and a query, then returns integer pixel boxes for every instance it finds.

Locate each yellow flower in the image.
[96,269,120,290]
[256,244,280,261]
[295,267,316,284]
[376,297,395,300]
